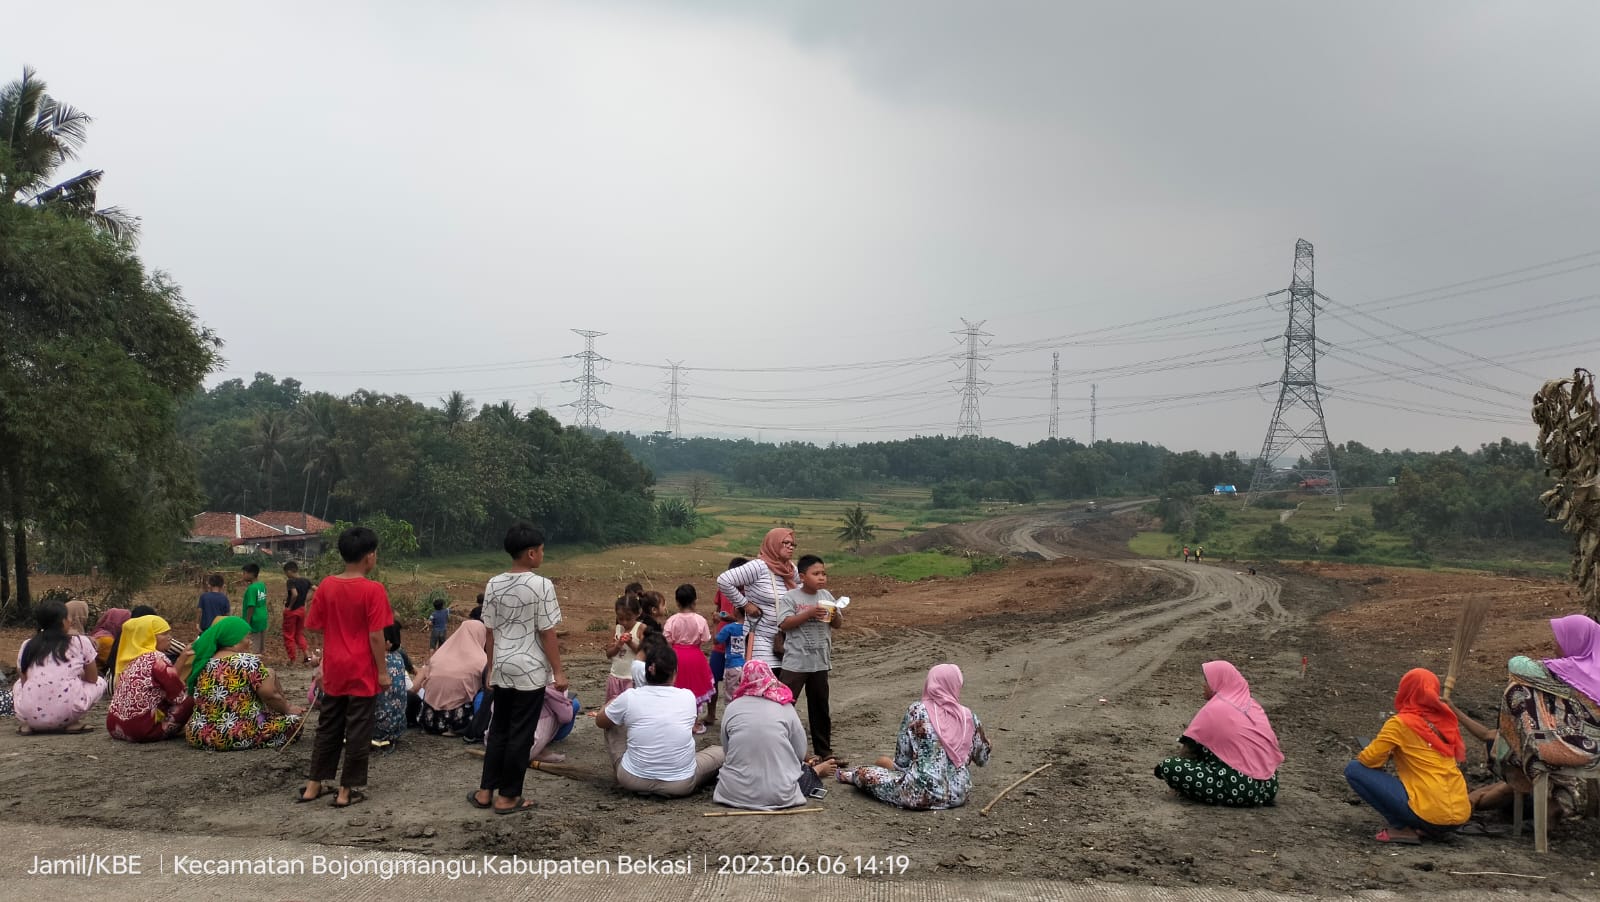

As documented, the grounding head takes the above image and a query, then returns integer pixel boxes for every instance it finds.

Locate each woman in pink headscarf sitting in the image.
[1488,614,1600,817]
[837,663,991,810]
[1154,661,1283,806]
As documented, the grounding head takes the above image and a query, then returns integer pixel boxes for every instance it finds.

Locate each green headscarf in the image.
[187,615,252,690]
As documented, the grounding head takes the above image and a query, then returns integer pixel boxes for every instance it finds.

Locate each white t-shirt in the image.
[604,684,698,782]
[482,571,562,691]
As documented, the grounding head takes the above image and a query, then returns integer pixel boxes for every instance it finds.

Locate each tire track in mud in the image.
[833,513,1293,749]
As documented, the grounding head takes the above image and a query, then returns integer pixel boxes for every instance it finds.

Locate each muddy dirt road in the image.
[2,512,1597,897]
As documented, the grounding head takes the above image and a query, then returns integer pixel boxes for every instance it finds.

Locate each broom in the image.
[1442,596,1492,701]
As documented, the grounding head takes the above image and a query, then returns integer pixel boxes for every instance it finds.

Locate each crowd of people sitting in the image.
[7,522,1600,838]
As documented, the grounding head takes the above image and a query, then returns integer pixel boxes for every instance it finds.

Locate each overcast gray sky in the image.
[8,1,1598,454]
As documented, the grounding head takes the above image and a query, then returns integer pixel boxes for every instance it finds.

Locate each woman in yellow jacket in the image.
[1344,668,1471,844]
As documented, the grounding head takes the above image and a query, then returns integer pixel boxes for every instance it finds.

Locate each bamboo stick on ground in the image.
[703,807,824,817]
[980,763,1053,817]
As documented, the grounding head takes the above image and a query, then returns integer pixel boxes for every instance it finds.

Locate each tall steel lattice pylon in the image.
[1047,352,1061,440]
[952,319,992,438]
[664,361,684,439]
[1090,383,1098,445]
[1245,239,1343,508]
[563,329,611,431]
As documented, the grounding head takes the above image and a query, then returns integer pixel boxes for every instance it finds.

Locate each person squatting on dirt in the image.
[838,663,991,810]
[777,553,842,761]
[596,634,725,797]
[184,616,304,750]
[1344,668,1471,844]
[106,615,194,742]
[1485,614,1600,820]
[717,528,801,671]
[13,600,106,735]
[714,661,837,810]
[1154,661,1282,806]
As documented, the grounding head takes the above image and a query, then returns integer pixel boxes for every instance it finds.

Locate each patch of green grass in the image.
[830,551,984,582]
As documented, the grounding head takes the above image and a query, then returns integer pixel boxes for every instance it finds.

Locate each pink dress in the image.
[14,635,106,731]
[664,612,715,706]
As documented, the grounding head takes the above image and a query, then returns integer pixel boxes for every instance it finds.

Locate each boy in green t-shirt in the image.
[241,562,269,654]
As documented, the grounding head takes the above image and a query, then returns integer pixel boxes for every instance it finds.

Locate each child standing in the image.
[777,554,841,761]
[198,574,229,632]
[664,584,715,734]
[283,561,313,664]
[300,527,395,808]
[605,596,644,704]
[715,607,746,704]
[429,598,449,650]
[705,556,747,728]
[240,563,269,656]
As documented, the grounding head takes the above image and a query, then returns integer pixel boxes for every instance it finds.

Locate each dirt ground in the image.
[2,509,1598,896]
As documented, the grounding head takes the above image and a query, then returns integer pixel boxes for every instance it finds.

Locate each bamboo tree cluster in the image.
[1533,368,1600,615]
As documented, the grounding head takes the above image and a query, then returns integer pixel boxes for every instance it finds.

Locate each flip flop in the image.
[493,798,537,815]
[1374,828,1421,845]
[467,791,492,810]
[330,790,367,809]
[296,786,334,804]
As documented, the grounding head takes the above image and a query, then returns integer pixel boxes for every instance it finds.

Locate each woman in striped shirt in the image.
[716,528,800,672]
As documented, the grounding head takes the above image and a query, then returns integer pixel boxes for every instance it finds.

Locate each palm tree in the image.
[441,391,472,434]
[0,67,137,239]
[293,395,341,519]
[837,505,877,552]
[244,410,290,511]
[1,67,135,616]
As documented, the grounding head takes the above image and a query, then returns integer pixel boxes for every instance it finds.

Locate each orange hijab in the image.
[1394,668,1466,763]
[758,527,798,590]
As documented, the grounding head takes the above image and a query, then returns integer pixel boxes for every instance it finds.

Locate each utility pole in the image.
[952,319,991,438]
[1090,383,1098,445]
[1245,239,1342,508]
[665,361,684,439]
[563,329,611,431]
[1048,352,1061,440]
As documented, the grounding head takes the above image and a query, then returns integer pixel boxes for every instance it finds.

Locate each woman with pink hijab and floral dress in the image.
[1489,614,1600,816]
[837,663,991,810]
[1154,661,1283,806]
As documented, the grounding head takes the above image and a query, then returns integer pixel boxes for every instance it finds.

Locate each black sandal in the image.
[295,786,333,804]
[331,790,367,809]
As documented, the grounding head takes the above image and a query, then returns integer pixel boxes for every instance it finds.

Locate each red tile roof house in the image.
[187,511,332,559]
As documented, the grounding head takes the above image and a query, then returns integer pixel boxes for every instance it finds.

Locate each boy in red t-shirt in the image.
[299,526,395,808]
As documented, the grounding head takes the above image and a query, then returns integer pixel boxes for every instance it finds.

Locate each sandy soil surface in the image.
[2,511,1597,896]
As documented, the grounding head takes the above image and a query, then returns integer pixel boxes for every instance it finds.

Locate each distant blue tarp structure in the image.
[1213,484,1238,495]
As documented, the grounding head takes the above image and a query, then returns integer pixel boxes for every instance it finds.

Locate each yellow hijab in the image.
[116,615,171,676]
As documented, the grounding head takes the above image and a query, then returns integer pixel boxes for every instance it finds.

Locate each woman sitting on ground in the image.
[1154,660,1282,806]
[714,661,836,810]
[1484,614,1600,819]
[1344,668,1470,844]
[90,608,131,674]
[14,600,106,735]
[415,620,487,736]
[107,615,194,742]
[183,616,304,751]
[838,663,991,810]
[596,636,724,797]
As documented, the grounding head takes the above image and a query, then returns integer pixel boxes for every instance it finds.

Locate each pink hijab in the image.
[758,528,798,590]
[1182,661,1283,781]
[420,621,488,711]
[1545,615,1600,705]
[543,686,576,725]
[731,661,793,705]
[923,664,977,766]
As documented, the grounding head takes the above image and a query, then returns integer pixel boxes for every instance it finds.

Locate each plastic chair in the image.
[1512,764,1600,852]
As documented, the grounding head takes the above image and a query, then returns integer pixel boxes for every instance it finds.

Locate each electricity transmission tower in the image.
[665,361,684,439]
[1245,239,1342,508]
[952,319,992,438]
[1048,352,1060,440]
[1090,383,1098,445]
[563,329,611,431]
